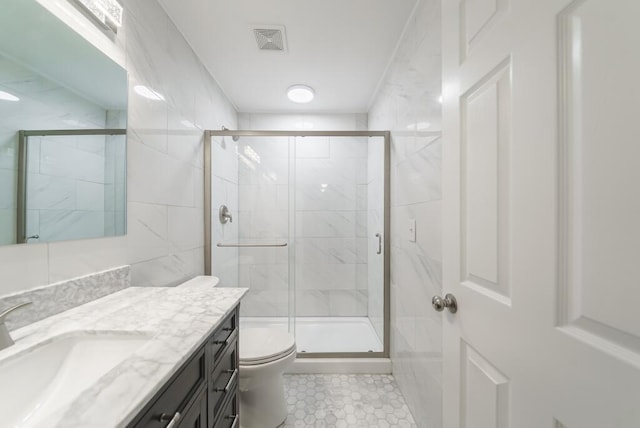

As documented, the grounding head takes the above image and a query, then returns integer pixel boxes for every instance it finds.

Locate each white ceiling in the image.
[158,0,417,113]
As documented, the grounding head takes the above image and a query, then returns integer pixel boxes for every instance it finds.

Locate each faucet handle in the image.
[0,302,32,323]
[0,302,31,351]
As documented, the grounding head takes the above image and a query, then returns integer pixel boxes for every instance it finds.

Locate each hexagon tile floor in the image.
[282,374,417,428]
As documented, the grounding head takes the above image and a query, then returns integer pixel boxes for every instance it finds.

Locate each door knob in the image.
[432,293,457,313]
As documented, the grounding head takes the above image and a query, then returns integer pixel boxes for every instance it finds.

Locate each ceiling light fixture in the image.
[134,85,165,101]
[287,84,315,104]
[71,0,123,32]
[0,90,19,102]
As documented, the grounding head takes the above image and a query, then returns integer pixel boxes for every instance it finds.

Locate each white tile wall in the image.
[0,0,237,297]
[368,0,443,426]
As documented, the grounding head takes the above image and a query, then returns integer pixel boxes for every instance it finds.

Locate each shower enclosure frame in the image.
[203,130,391,359]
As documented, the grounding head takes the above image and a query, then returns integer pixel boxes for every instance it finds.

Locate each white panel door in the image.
[442,0,640,427]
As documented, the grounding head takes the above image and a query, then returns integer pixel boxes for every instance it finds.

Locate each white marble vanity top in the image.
[0,276,247,428]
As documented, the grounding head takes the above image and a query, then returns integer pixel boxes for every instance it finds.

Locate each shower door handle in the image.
[375,233,382,255]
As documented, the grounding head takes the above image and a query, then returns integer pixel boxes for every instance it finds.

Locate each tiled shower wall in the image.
[235,114,376,319]
[0,0,237,296]
[368,0,443,426]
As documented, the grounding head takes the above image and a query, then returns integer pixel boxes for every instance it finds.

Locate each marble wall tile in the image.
[240,289,289,317]
[0,266,130,331]
[238,113,367,131]
[126,202,169,264]
[77,181,105,211]
[239,136,290,160]
[212,136,239,184]
[239,184,288,212]
[47,236,128,283]
[0,243,49,295]
[39,210,105,241]
[296,136,330,158]
[238,263,289,290]
[329,136,368,159]
[168,206,204,250]
[356,262,369,292]
[238,157,289,185]
[295,290,330,317]
[296,211,357,238]
[295,183,358,211]
[296,264,356,291]
[368,0,443,426]
[238,211,289,239]
[238,246,288,266]
[26,175,76,210]
[328,289,367,316]
[296,158,366,186]
[296,238,359,265]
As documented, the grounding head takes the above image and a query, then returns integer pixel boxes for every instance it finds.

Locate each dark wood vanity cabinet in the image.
[128,306,239,428]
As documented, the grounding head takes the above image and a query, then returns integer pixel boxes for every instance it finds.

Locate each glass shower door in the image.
[293,135,385,353]
[212,134,294,333]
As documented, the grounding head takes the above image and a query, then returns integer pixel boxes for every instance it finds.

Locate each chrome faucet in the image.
[0,302,32,351]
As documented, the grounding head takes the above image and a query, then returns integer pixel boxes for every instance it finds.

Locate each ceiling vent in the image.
[253,26,287,51]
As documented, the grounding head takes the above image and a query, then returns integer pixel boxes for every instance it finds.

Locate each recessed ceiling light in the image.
[0,90,20,102]
[287,84,315,103]
[134,85,165,101]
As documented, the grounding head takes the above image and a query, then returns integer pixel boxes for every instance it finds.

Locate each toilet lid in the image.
[239,328,296,365]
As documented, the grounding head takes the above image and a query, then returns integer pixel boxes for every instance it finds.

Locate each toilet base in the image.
[239,374,288,428]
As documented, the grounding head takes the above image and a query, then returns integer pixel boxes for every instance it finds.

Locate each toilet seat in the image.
[239,328,296,366]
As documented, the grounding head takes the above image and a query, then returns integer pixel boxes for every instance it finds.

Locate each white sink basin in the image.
[0,332,151,428]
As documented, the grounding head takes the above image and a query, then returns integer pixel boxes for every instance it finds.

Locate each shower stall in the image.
[205,130,389,357]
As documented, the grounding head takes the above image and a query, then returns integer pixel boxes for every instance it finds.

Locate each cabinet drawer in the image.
[213,393,239,428]
[131,348,206,428]
[209,309,237,364]
[208,338,238,424]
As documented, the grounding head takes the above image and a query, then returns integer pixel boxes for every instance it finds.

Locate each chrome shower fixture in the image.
[219,205,233,224]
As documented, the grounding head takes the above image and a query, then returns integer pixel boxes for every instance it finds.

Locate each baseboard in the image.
[286,358,392,374]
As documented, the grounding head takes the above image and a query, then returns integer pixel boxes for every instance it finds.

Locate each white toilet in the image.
[239,327,297,428]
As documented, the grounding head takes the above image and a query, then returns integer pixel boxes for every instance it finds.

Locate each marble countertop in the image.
[1,276,247,428]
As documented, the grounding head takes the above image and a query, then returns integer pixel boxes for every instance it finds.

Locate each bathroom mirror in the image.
[0,0,128,245]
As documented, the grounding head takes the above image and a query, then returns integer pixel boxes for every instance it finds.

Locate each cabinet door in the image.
[178,387,207,428]
[129,349,206,428]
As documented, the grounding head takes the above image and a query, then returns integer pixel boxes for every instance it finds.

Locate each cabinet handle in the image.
[226,414,239,428]
[214,369,238,393]
[158,411,181,428]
